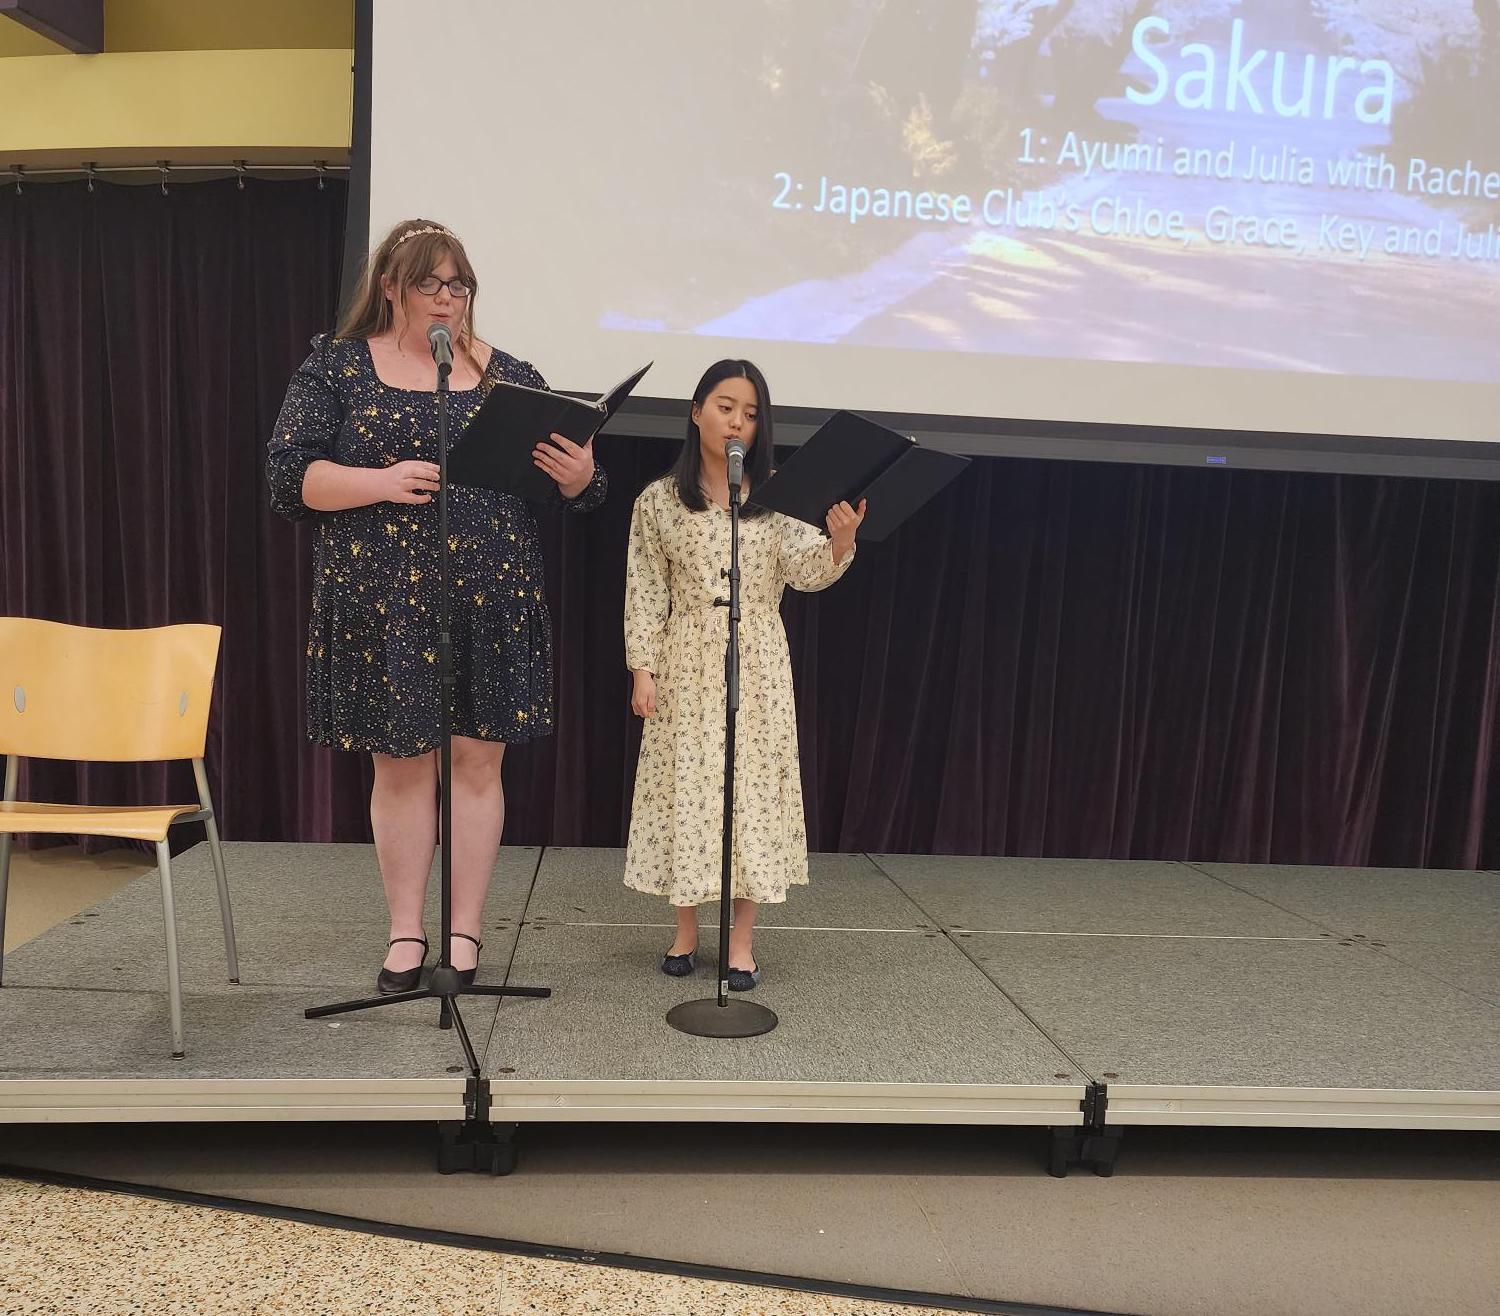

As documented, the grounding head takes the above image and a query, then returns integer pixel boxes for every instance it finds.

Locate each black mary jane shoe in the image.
[727,964,762,992]
[376,936,428,995]
[660,949,697,977]
[450,932,483,988]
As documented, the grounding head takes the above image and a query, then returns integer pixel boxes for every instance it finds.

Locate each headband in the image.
[394,225,453,247]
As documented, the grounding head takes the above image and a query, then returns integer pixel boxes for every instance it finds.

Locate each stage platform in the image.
[1,844,1496,1165]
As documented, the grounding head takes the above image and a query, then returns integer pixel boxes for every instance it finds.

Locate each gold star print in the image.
[424,651,437,663]
[385,523,397,536]
[409,568,422,583]
[350,542,362,556]
[364,405,378,418]
[473,593,486,606]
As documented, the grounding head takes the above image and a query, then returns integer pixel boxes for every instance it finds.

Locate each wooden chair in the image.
[0,619,239,1058]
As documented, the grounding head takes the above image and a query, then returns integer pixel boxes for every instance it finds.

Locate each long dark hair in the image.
[670,359,774,518]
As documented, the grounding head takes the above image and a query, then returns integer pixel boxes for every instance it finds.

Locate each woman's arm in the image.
[266,340,441,517]
[776,501,865,592]
[625,487,671,717]
[266,346,343,522]
[301,458,439,512]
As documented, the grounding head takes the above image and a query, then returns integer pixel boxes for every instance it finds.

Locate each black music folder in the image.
[448,362,651,500]
[747,410,969,542]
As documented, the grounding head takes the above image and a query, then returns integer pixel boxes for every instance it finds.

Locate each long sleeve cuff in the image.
[561,462,608,513]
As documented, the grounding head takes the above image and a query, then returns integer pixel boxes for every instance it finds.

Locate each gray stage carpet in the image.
[1,843,1494,1103]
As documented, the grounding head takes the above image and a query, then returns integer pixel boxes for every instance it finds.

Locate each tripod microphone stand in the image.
[667,443,777,1038]
[305,323,551,1165]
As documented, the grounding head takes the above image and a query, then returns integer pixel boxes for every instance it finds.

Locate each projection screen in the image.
[367,0,1500,474]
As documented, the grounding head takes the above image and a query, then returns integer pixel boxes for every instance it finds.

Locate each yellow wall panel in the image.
[0,49,351,160]
[0,0,352,55]
[0,23,62,57]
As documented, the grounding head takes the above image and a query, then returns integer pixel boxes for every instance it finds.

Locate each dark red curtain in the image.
[3,179,1497,867]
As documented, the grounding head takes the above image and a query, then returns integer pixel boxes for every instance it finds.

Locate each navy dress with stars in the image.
[266,334,606,758]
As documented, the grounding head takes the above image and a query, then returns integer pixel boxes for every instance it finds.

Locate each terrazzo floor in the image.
[0,1176,965,1316]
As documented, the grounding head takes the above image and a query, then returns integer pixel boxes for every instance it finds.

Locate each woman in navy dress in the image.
[266,218,605,992]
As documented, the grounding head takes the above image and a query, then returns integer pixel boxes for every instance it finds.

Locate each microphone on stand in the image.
[725,437,747,491]
[427,321,453,376]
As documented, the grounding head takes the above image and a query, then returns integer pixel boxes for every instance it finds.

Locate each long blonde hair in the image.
[337,218,486,381]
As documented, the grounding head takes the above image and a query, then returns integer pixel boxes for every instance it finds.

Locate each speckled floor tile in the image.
[0,1178,959,1316]
[499,1259,957,1315]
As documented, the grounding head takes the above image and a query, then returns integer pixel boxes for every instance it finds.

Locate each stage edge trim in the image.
[1103,1084,1500,1129]
[0,1077,466,1124]
[486,1079,1087,1125]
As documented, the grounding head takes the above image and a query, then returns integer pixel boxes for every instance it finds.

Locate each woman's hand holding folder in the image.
[532,432,596,499]
[826,498,867,563]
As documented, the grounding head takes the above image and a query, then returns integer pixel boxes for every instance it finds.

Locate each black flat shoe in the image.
[727,965,761,992]
[376,936,428,995]
[660,950,697,977]
[450,932,483,987]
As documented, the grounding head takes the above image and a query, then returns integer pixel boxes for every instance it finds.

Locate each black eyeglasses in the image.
[414,276,474,298]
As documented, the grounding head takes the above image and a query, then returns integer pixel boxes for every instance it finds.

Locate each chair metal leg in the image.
[156,840,186,1059]
[0,832,11,988]
[193,759,239,984]
[0,754,15,987]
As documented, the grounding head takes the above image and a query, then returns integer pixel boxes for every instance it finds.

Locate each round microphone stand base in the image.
[667,996,778,1038]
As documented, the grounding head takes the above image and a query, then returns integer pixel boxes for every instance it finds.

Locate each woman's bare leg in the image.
[668,903,698,957]
[446,735,505,972]
[728,897,758,972]
[371,751,438,971]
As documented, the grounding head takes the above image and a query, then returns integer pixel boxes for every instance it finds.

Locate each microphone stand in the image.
[667,454,778,1038]
[305,327,552,1172]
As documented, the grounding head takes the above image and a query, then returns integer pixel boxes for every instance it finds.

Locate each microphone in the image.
[426,321,453,375]
[725,437,747,490]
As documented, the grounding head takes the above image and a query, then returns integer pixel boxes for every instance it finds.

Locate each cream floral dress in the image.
[624,476,854,905]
